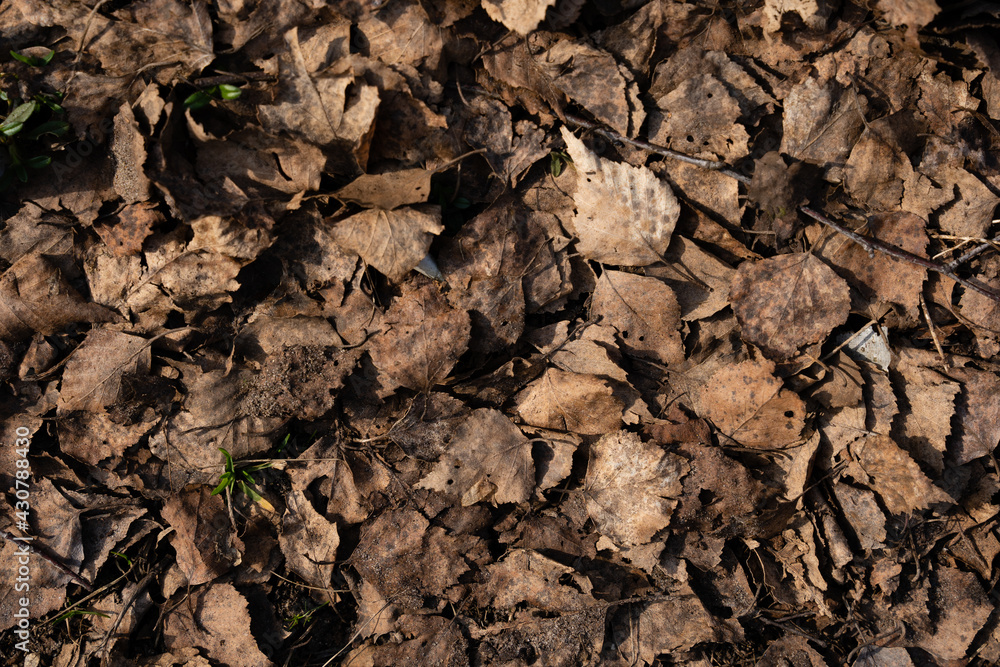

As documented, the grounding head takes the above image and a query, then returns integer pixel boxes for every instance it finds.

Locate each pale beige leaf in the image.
[331,207,443,281]
[561,127,679,265]
[482,0,557,35]
[584,430,688,546]
[514,368,623,435]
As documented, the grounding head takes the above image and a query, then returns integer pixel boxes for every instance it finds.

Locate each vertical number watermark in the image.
[11,425,33,652]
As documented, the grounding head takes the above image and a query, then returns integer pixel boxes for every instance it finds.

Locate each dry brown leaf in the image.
[730,253,851,360]
[958,254,1000,358]
[514,368,624,435]
[891,361,958,474]
[438,203,552,355]
[695,357,806,449]
[815,212,929,316]
[163,583,273,667]
[0,484,76,629]
[646,236,736,321]
[756,635,830,667]
[352,509,474,607]
[648,74,749,161]
[833,482,886,551]
[915,567,993,661]
[780,77,864,169]
[947,366,1000,465]
[347,615,469,667]
[417,408,534,505]
[591,270,684,365]
[58,409,157,466]
[368,282,470,392]
[356,1,445,71]
[635,587,735,659]
[148,363,280,488]
[583,430,688,546]
[257,27,378,163]
[850,434,952,515]
[561,127,679,266]
[478,548,595,611]
[0,253,118,342]
[161,486,237,587]
[280,489,340,591]
[330,207,443,281]
[479,33,566,120]
[539,40,638,136]
[57,330,151,414]
[94,202,161,258]
[482,0,556,35]
[335,169,433,210]
[527,321,628,382]
[111,101,150,204]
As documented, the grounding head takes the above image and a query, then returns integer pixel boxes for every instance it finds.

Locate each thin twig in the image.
[944,232,1000,271]
[919,292,948,368]
[800,206,1000,304]
[2,528,93,591]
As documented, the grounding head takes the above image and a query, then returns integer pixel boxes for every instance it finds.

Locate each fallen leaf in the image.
[482,0,556,35]
[591,270,684,365]
[417,408,534,505]
[280,489,340,591]
[335,169,434,210]
[57,329,151,414]
[695,357,806,450]
[850,434,953,515]
[561,127,679,266]
[477,548,595,611]
[368,282,470,392]
[331,206,443,281]
[583,430,688,546]
[0,253,118,342]
[163,583,273,667]
[161,486,238,587]
[730,253,851,360]
[514,368,624,436]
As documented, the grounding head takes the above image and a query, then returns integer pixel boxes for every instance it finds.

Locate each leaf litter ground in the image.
[1,1,1000,666]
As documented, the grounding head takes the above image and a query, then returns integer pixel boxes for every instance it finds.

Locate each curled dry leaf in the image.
[368,282,470,392]
[417,408,534,506]
[849,434,953,515]
[730,253,850,360]
[583,430,688,547]
[330,206,443,281]
[560,127,679,266]
[0,253,118,343]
